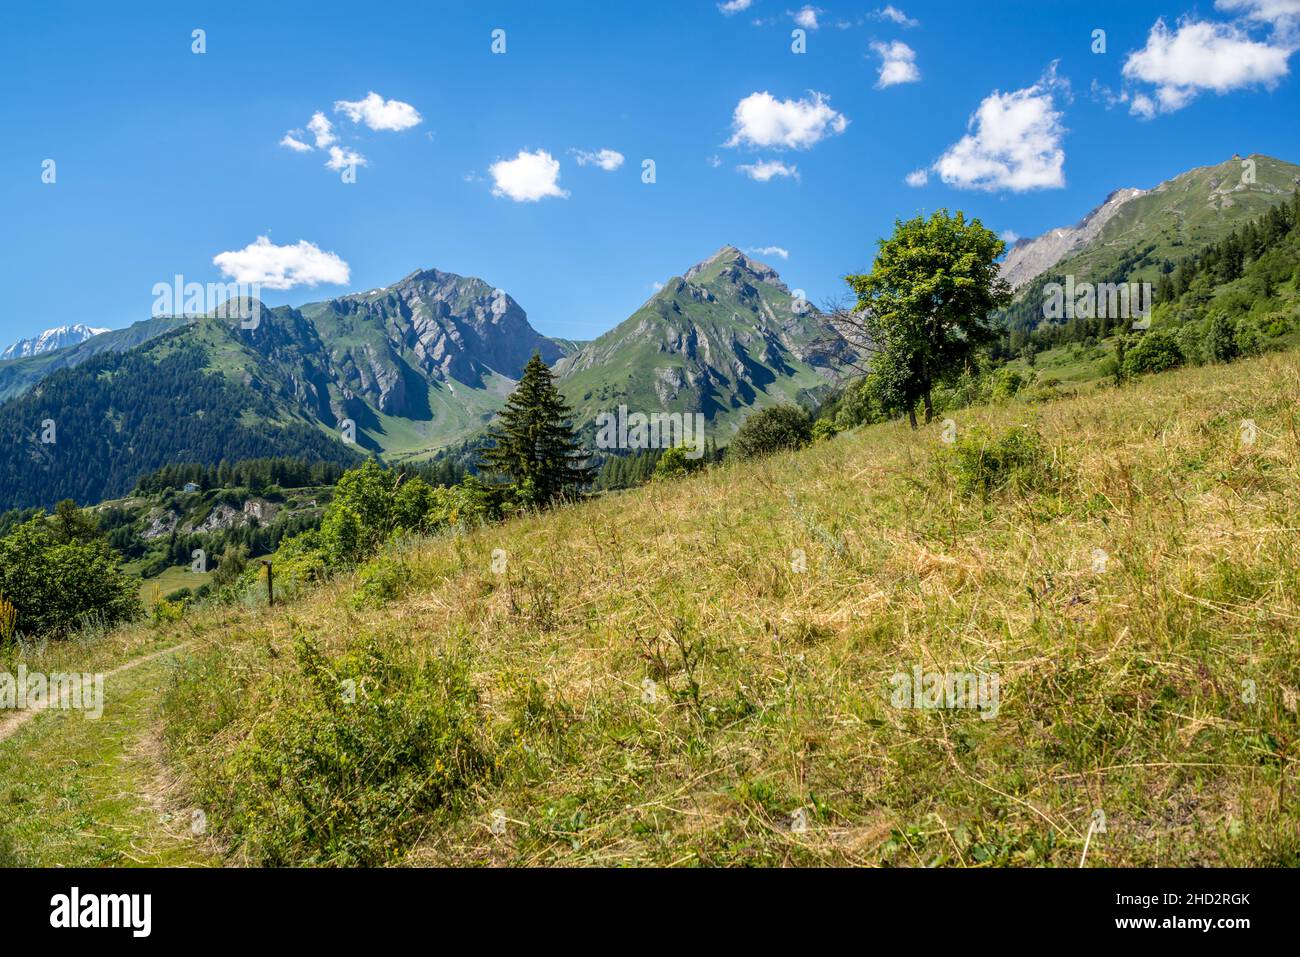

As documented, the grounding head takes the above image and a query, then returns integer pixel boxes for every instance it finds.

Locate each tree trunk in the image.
[922,389,934,425]
[908,405,918,430]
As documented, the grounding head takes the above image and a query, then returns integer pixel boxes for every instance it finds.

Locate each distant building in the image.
[183,482,201,493]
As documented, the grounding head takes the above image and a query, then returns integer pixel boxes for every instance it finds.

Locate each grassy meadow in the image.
[127,346,1300,867]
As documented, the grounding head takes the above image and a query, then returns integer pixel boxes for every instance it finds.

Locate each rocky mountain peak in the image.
[682,245,790,293]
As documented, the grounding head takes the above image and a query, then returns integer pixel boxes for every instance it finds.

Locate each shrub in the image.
[990,367,1027,401]
[151,598,185,625]
[270,529,332,587]
[653,445,706,480]
[350,553,411,609]
[949,426,1061,499]
[1175,323,1206,366]
[832,379,885,429]
[197,634,493,866]
[728,405,813,461]
[1204,313,1239,363]
[811,418,840,442]
[1122,329,1184,376]
[211,544,249,588]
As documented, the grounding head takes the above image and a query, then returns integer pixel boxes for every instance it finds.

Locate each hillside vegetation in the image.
[149,347,1300,867]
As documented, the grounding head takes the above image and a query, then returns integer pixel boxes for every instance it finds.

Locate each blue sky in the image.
[3,0,1299,345]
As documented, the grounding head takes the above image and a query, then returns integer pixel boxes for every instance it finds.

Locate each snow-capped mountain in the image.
[1,324,110,360]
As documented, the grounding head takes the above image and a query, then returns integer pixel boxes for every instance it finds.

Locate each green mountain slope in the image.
[556,246,843,440]
[0,320,360,511]
[1004,154,1300,331]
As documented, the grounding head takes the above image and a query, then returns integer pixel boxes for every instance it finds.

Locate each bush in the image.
[1204,313,1239,363]
[1175,323,1206,366]
[1122,329,1184,376]
[315,462,496,570]
[151,598,185,625]
[0,518,141,640]
[990,367,1027,401]
[350,554,411,609]
[727,405,813,461]
[653,445,706,480]
[811,418,840,442]
[211,544,249,588]
[832,379,884,429]
[181,634,493,866]
[949,426,1061,499]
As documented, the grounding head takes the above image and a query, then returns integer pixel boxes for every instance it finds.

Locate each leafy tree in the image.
[318,460,397,566]
[839,210,1011,427]
[811,418,840,442]
[727,405,813,461]
[477,353,593,505]
[47,499,101,545]
[0,518,141,639]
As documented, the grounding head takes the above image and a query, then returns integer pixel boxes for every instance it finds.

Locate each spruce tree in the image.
[478,353,593,505]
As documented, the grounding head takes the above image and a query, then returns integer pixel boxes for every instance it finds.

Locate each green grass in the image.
[0,652,219,866]
[137,564,213,603]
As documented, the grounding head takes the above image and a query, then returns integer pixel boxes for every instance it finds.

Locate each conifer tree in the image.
[478,353,593,505]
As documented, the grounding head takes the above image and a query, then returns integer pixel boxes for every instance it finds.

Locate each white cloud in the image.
[1217,0,1300,33]
[792,5,823,29]
[1122,17,1293,115]
[490,149,569,202]
[325,146,367,171]
[1089,79,1130,110]
[1130,92,1157,119]
[571,148,625,171]
[279,132,313,153]
[871,40,921,87]
[652,281,666,291]
[1000,229,1020,244]
[738,159,800,182]
[212,236,350,291]
[931,65,1067,192]
[333,92,423,131]
[904,168,929,187]
[718,0,753,13]
[307,112,336,149]
[747,245,790,259]
[707,154,723,168]
[874,5,919,27]
[726,91,848,150]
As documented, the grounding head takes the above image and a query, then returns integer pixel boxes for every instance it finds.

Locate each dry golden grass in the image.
[156,349,1300,866]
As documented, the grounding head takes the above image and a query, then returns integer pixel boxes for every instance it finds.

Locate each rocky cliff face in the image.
[298,269,564,417]
[999,188,1146,290]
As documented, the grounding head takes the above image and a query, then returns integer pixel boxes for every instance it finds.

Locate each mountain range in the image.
[0,248,843,510]
[2,152,1296,512]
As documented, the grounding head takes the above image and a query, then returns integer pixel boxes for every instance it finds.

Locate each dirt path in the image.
[0,641,219,867]
[0,643,188,744]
